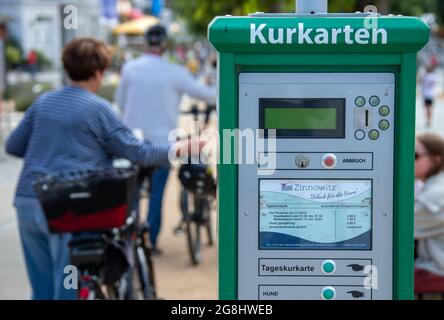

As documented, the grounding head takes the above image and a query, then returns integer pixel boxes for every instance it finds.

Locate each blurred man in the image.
[114,25,216,254]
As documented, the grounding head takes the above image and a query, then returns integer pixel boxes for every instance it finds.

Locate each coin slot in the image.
[365,110,369,127]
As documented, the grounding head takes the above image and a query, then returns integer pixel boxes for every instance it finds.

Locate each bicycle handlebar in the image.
[180,104,216,120]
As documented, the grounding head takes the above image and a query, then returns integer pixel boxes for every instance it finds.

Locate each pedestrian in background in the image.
[27,49,38,82]
[414,133,444,286]
[5,37,196,299]
[114,25,216,255]
[421,65,438,128]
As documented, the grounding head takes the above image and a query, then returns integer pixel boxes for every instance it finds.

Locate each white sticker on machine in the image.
[259,179,372,250]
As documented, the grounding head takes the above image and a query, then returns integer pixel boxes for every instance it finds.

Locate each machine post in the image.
[296,0,328,14]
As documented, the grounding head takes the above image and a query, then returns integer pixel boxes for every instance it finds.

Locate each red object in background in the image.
[79,287,90,300]
[414,268,444,293]
[27,50,37,65]
[128,9,144,20]
[430,54,439,68]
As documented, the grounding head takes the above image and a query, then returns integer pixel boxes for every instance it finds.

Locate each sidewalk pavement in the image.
[0,153,30,299]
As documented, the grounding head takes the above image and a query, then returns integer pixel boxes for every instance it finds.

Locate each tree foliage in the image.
[171,0,289,35]
[172,0,444,36]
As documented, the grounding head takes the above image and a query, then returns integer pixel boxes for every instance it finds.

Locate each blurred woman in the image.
[420,65,438,128]
[5,38,193,299]
[414,133,444,278]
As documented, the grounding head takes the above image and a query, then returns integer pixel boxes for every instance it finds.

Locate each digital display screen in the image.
[259,98,345,139]
[264,108,337,130]
[259,180,372,250]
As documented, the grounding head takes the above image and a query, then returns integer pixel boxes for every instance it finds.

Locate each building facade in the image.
[0,0,103,68]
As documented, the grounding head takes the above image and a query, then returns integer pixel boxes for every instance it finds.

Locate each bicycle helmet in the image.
[178,163,216,196]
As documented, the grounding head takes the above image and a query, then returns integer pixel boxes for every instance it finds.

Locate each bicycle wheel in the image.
[78,281,118,300]
[78,282,97,300]
[77,269,115,300]
[181,189,202,265]
[102,284,119,300]
[204,201,214,247]
[141,222,157,297]
[145,245,157,297]
[128,245,156,299]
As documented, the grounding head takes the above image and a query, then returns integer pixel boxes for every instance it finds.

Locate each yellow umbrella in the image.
[112,16,160,35]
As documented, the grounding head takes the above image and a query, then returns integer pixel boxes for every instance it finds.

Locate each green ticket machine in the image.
[208,0,429,300]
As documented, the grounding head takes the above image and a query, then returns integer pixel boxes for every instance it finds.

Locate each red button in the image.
[322,154,337,168]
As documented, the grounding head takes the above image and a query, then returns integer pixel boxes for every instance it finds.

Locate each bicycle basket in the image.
[178,163,216,196]
[33,167,137,233]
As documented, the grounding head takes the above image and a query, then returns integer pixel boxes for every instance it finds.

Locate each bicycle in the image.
[175,104,217,265]
[34,166,157,300]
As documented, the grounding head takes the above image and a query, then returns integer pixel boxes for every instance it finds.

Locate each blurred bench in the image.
[415,268,444,300]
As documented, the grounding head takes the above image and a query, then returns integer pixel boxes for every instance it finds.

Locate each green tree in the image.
[390,0,436,17]
[172,0,440,36]
[172,0,293,35]
[435,1,444,24]
[330,0,359,13]
[5,37,23,70]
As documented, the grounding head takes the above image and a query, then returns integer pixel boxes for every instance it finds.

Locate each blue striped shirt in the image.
[5,86,171,205]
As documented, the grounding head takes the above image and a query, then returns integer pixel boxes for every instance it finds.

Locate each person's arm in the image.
[94,101,200,167]
[104,124,201,167]
[5,103,36,158]
[95,104,179,167]
[105,126,171,167]
[176,66,216,105]
[414,198,444,239]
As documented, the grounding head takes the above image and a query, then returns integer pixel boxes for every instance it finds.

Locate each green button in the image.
[369,96,380,107]
[322,287,336,300]
[355,96,366,107]
[322,260,336,274]
[369,129,380,140]
[379,120,390,131]
[379,105,390,116]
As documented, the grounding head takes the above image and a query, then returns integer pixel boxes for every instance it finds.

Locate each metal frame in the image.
[296,0,328,14]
